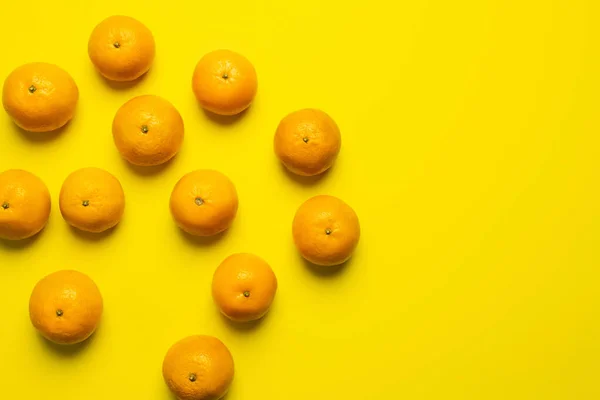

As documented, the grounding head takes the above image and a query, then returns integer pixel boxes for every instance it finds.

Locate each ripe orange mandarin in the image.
[0,169,51,241]
[29,270,103,345]
[2,62,78,132]
[274,108,341,176]
[292,195,360,266]
[212,253,278,322]
[170,170,238,237]
[59,167,125,233]
[192,49,258,116]
[88,15,155,82]
[113,95,184,166]
[163,335,234,400]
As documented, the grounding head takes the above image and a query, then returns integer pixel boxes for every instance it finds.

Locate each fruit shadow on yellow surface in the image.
[201,107,248,126]
[13,122,71,144]
[92,70,150,91]
[0,229,45,251]
[301,255,352,279]
[164,390,227,400]
[218,308,269,334]
[36,331,96,359]
[122,157,174,177]
[177,228,229,247]
[67,225,118,242]
[279,164,332,187]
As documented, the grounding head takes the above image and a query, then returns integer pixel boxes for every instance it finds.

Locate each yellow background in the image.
[0,0,599,398]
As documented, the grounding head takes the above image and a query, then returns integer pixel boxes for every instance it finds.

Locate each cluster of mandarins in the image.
[0,15,360,400]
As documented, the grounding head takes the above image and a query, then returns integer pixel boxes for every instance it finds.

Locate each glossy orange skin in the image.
[192,49,257,116]
[29,270,103,345]
[2,62,78,132]
[212,253,278,322]
[274,109,341,176]
[292,195,360,266]
[163,335,234,400]
[112,95,184,166]
[59,168,125,233]
[88,15,155,82]
[170,170,238,237]
[0,169,51,240]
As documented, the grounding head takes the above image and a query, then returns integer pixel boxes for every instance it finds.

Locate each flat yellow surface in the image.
[0,1,599,399]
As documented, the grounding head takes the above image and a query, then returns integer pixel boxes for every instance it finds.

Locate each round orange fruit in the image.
[113,95,184,166]
[170,170,238,237]
[88,15,155,82]
[0,169,51,240]
[29,270,103,345]
[163,335,234,400]
[2,62,78,132]
[59,167,125,233]
[292,195,360,266]
[212,253,277,322]
[192,49,257,116]
[274,108,341,176]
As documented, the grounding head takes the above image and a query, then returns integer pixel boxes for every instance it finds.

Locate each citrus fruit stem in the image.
[113,42,121,48]
[188,373,197,382]
[303,137,309,143]
[222,73,229,79]
[243,291,250,297]
[325,228,332,235]
[82,200,90,207]
[1,202,8,210]
[141,125,149,134]
[56,309,63,317]
[195,197,204,206]
[28,85,36,93]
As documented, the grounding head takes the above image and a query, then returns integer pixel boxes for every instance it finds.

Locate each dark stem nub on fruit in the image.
[243,291,250,298]
[325,228,332,235]
[141,125,149,134]
[56,309,63,317]
[28,85,36,93]
[195,197,204,206]
[1,202,8,210]
[188,373,197,382]
[113,42,121,48]
[303,137,309,143]
[222,73,229,80]
[82,200,90,207]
